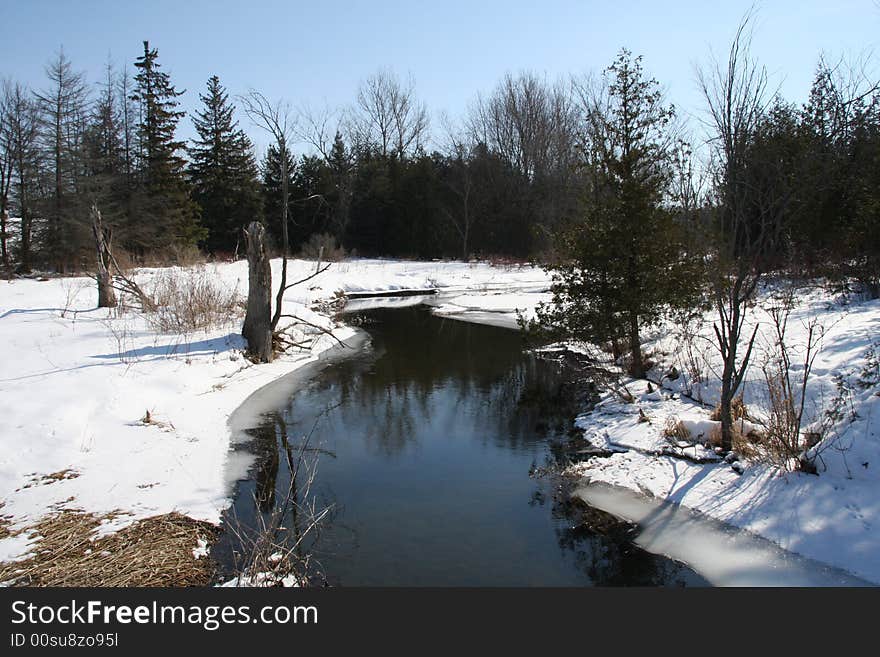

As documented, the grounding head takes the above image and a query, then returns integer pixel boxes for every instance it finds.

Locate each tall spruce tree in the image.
[261,144,296,249]
[538,50,698,377]
[35,49,90,271]
[188,75,262,254]
[129,41,204,253]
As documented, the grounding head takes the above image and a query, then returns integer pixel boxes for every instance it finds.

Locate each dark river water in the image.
[215,305,708,586]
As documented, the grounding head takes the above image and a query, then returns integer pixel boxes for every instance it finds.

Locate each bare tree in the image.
[347,69,429,158]
[438,115,477,260]
[296,102,342,161]
[468,71,579,182]
[468,71,581,247]
[239,90,295,336]
[239,91,338,362]
[0,82,14,274]
[297,104,354,241]
[698,13,786,452]
[1,80,40,273]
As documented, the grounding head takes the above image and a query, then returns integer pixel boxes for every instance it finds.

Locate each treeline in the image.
[0,38,878,284]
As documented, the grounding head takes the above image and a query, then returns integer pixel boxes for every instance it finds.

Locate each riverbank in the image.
[559,282,880,584]
[0,258,549,583]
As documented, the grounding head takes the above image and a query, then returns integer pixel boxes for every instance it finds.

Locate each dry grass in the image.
[18,469,80,490]
[662,417,692,442]
[710,395,749,422]
[705,422,761,459]
[663,415,760,459]
[0,503,11,541]
[0,511,217,587]
[146,267,244,334]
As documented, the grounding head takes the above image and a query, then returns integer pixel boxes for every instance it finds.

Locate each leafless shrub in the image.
[145,267,244,334]
[758,289,826,470]
[670,309,714,398]
[101,316,136,364]
[298,233,345,262]
[59,278,89,318]
[223,417,334,587]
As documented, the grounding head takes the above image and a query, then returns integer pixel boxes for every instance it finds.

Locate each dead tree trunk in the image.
[243,221,273,363]
[91,204,117,308]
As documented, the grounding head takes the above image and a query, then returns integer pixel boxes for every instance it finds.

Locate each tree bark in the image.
[91,204,117,308]
[628,310,644,378]
[243,221,273,363]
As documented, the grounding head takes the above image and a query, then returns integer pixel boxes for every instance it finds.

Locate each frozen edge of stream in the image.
[574,483,873,586]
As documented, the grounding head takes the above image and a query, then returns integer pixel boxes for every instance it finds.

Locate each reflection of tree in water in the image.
[276,307,587,459]
[551,495,707,587]
[242,409,339,575]
[250,417,281,512]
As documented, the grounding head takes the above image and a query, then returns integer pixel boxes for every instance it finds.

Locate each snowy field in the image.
[0,258,548,564]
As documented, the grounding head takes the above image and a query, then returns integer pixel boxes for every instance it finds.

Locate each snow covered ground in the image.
[0,258,548,564]
[565,283,880,584]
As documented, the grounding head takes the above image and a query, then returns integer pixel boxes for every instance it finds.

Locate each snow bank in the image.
[568,283,880,584]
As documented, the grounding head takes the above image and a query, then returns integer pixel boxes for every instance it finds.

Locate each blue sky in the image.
[2,0,878,153]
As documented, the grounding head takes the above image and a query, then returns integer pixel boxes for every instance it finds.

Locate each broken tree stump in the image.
[91,203,117,309]
[242,221,273,363]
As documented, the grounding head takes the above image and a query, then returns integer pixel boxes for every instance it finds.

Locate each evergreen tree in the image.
[81,61,127,239]
[537,50,698,377]
[129,41,204,252]
[261,144,296,249]
[34,49,90,271]
[325,131,354,243]
[188,75,262,253]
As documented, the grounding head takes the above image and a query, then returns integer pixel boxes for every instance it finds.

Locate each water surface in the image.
[216,306,706,586]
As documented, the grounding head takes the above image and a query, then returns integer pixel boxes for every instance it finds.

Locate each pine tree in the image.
[34,49,90,271]
[82,61,128,241]
[261,144,296,249]
[538,50,698,377]
[188,75,262,254]
[325,131,353,242]
[129,41,204,253]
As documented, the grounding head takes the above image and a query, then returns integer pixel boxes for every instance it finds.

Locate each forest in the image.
[1,32,877,283]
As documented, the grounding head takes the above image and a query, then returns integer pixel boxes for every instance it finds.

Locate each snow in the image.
[564,282,880,584]
[0,258,549,565]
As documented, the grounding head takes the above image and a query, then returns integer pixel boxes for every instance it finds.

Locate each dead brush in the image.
[222,412,336,587]
[710,395,748,422]
[140,409,174,431]
[0,503,11,541]
[146,267,244,334]
[706,422,760,460]
[757,290,827,470]
[662,417,692,443]
[0,511,217,587]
